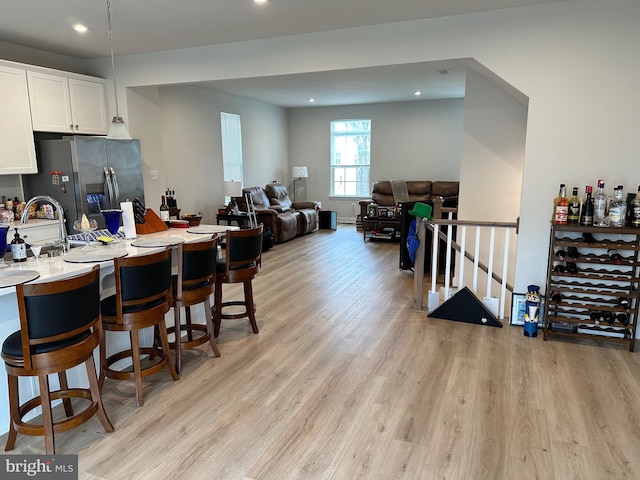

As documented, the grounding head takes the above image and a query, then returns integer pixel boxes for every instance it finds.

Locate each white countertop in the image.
[0,224,236,297]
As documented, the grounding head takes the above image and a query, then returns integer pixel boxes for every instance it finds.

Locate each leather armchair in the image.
[235,184,319,244]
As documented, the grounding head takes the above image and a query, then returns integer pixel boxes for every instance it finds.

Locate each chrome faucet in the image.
[21,195,68,251]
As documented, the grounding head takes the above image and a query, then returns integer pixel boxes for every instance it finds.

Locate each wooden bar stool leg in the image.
[244,280,259,334]
[4,374,19,451]
[158,321,179,381]
[38,375,55,454]
[58,371,74,417]
[173,306,183,374]
[203,297,221,357]
[213,282,223,338]
[185,307,194,342]
[85,356,114,432]
[130,330,144,407]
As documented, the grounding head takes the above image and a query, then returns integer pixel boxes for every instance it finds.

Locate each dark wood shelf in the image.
[543,223,640,351]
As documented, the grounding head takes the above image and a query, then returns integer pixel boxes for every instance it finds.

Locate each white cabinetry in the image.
[0,65,37,174]
[27,71,107,135]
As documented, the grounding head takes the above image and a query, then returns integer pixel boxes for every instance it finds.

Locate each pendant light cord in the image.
[107,0,121,119]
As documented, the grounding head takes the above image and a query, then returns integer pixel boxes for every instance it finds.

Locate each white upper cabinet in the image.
[0,65,37,174]
[27,71,107,135]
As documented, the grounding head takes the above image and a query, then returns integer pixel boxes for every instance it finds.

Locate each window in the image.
[330,119,371,197]
[220,112,243,203]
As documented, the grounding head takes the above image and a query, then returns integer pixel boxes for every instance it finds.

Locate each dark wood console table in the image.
[362,215,401,242]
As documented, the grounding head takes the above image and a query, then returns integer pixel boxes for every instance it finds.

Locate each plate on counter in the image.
[0,270,40,288]
[187,225,238,234]
[63,248,129,264]
[130,237,184,248]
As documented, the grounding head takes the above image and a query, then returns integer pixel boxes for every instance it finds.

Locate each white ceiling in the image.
[0,0,558,106]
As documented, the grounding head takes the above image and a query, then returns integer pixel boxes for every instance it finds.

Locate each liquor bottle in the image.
[632,186,640,227]
[10,229,27,262]
[594,179,608,226]
[554,185,569,225]
[579,186,594,226]
[159,195,170,223]
[567,187,580,224]
[608,249,622,265]
[608,185,626,227]
[552,183,565,222]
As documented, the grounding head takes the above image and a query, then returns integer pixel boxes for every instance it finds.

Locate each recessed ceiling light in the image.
[254,0,268,3]
[414,91,421,96]
[308,98,315,103]
[73,24,88,33]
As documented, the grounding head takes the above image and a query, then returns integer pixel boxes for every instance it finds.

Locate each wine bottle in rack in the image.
[554,247,567,260]
[567,246,580,260]
[608,249,623,265]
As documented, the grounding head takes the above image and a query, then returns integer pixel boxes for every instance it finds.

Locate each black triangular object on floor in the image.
[428,286,502,328]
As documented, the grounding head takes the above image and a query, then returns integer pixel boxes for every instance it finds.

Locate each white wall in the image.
[288,99,464,220]
[128,85,288,224]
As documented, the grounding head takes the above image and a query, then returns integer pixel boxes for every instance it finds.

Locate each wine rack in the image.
[543,223,640,351]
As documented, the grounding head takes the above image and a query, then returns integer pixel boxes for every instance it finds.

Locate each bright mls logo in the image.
[1,455,78,479]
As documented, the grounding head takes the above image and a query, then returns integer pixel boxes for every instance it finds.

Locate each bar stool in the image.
[1,265,113,454]
[100,247,179,407]
[213,224,263,337]
[168,235,221,374]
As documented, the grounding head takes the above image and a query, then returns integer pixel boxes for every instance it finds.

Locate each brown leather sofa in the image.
[359,180,459,219]
[235,183,319,244]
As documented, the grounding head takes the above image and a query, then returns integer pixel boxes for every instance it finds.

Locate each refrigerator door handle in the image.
[110,167,120,205]
[104,166,115,208]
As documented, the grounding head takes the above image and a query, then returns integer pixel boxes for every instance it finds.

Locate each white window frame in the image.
[330,119,371,197]
[220,112,243,203]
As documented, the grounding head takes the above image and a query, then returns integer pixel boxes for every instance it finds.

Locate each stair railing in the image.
[414,198,519,320]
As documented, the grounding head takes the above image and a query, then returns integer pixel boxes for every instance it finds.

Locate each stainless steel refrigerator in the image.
[23,136,145,232]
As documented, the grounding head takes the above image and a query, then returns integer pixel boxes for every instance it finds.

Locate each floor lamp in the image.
[292,166,308,202]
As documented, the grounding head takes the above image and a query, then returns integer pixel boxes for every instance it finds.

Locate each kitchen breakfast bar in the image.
[0,224,237,436]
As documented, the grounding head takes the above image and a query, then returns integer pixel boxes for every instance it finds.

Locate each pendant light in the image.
[106,0,131,139]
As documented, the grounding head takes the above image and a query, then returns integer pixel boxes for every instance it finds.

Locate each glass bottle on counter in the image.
[580,185,594,226]
[160,195,170,223]
[608,185,626,228]
[567,186,580,224]
[11,229,27,262]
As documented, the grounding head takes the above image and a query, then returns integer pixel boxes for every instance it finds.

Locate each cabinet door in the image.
[69,78,107,135]
[0,66,37,174]
[27,71,74,133]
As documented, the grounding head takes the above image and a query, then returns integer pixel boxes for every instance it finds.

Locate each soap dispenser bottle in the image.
[11,228,27,262]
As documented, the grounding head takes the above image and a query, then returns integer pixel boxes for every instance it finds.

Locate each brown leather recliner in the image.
[235,184,319,244]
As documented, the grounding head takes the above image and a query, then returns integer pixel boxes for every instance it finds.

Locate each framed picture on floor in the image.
[510,292,545,326]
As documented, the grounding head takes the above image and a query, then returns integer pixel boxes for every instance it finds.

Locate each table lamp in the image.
[223,180,243,214]
[292,165,308,201]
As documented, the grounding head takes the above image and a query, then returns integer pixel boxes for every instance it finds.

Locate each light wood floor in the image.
[4,225,640,479]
